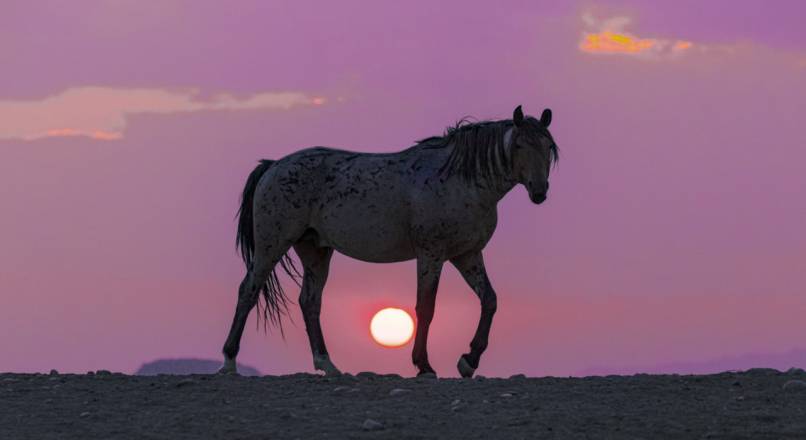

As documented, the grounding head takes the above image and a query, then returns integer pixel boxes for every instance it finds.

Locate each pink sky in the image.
[1,1,805,377]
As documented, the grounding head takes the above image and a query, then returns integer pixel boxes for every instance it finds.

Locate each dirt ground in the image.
[2,369,806,439]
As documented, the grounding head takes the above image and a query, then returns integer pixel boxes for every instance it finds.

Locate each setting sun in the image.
[370,308,415,348]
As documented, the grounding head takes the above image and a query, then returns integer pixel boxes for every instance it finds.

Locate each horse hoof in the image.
[457,356,476,378]
[314,355,342,376]
[217,366,238,375]
[217,358,238,375]
[324,368,342,377]
[417,371,437,379]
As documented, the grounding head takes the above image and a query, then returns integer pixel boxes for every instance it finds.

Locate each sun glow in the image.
[370,308,414,348]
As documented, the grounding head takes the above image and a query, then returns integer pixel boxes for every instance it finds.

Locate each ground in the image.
[2,370,806,439]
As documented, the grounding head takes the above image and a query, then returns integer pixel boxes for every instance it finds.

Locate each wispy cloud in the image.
[579,14,693,59]
[0,87,326,141]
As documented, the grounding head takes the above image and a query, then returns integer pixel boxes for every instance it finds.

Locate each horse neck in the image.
[478,127,517,205]
[473,173,517,207]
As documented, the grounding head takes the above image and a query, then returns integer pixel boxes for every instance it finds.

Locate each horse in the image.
[219,105,559,378]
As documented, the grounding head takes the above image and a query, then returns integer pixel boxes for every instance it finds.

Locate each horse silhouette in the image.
[221,105,559,378]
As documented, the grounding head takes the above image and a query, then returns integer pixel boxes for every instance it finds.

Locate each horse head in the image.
[510,105,558,204]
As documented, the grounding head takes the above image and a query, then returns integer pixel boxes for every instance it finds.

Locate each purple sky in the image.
[1,0,805,377]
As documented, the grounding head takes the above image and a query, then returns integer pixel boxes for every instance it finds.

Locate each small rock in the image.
[475,375,487,381]
[49,369,59,376]
[786,367,805,375]
[450,399,465,412]
[362,419,384,431]
[389,388,411,396]
[356,371,378,378]
[783,380,806,390]
[176,379,195,388]
[79,412,91,418]
[450,399,467,411]
[86,371,95,376]
[732,380,742,387]
[95,370,112,376]
[509,374,527,380]
[500,393,513,398]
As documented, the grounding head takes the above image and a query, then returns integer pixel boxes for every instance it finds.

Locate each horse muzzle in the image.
[529,191,547,204]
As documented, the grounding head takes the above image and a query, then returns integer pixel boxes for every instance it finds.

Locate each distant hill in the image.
[579,348,806,376]
[136,358,261,376]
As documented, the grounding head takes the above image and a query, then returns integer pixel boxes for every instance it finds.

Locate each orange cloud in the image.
[0,87,325,141]
[39,128,124,141]
[580,14,693,58]
[673,41,693,51]
[581,31,656,55]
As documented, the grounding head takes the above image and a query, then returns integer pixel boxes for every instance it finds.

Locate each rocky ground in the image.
[2,369,806,439]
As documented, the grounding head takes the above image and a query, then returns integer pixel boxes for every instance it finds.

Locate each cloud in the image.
[580,14,693,58]
[0,87,325,141]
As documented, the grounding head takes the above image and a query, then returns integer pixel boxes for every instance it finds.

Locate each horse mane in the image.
[417,117,558,182]
[417,119,513,181]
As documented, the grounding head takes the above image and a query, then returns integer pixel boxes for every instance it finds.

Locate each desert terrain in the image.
[2,369,806,439]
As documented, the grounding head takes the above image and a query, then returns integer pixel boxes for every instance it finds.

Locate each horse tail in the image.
[236,159,301,331]
[236,159,273,268]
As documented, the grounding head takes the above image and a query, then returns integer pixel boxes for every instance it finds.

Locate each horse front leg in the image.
[451,251,497,378]
[411,256,443,377]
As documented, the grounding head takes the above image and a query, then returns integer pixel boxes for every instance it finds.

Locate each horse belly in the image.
[314,201,415,263]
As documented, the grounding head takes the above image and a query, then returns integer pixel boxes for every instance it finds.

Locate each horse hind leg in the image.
[294,240,340,376]
[219,244,294,375]
[219,271,259,374]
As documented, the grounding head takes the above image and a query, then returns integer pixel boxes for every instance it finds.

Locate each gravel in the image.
[1,370,805,439]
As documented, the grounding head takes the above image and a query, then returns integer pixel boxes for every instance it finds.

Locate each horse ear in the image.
[513,105,524,127]
[540,108,552,127]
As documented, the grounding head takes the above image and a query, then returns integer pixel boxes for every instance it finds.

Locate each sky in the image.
[1,0,805,377]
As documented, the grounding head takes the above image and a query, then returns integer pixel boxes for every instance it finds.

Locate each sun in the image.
[370,308,415,348]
